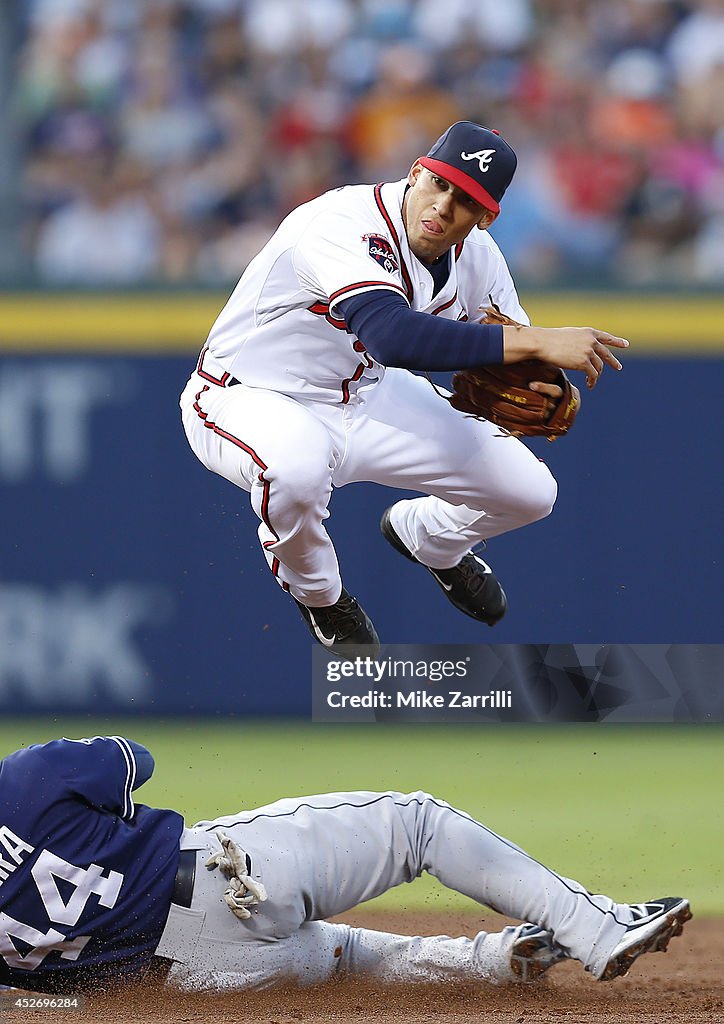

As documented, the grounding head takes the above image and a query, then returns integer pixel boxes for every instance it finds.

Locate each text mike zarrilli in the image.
[326,689,513,709]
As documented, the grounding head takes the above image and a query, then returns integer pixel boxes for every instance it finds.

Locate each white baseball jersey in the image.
[202,178,529,405]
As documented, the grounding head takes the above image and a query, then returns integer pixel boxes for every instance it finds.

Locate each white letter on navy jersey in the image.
[0,827,34,883]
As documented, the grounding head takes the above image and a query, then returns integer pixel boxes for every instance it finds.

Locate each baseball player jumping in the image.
[180,122,629,655]
[0,736,690,993]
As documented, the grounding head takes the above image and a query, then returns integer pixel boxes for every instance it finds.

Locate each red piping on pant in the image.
[193,386,290,591]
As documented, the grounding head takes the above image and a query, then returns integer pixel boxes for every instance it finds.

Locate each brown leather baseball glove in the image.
[448,306,581,440]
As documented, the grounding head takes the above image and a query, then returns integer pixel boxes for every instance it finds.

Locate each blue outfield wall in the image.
[0,353,721,716]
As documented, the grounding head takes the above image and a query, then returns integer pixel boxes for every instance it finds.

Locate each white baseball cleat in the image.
[596,897,692,981]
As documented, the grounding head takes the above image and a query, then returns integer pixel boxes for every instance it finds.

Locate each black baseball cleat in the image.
[508,924,568,983]
[597,897,692,981]
[380,507,507,626]
[294,587,380,659]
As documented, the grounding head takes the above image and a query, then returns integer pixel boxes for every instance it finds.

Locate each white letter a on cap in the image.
[461,149,496,172]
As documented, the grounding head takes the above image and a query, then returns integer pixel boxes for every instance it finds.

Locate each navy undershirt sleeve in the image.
[338,290,504,370]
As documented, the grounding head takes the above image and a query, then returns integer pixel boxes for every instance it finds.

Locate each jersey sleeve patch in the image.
[362,234,399,275]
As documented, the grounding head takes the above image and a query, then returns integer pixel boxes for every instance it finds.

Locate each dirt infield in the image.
[7,911,724,1024]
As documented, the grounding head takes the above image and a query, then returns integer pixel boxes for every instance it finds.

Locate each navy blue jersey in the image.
[0,737,184,991]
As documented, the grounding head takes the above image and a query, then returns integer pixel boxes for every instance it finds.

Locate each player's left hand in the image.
[529,381,563,401]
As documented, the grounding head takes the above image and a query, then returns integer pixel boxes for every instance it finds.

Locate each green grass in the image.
[2,720,721,915]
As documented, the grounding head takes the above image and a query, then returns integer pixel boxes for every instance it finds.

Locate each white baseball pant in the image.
[180,367,557,607]
[159,791,633,991]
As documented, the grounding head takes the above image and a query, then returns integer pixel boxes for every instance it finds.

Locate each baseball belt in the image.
[170,848,196,908]
[147,848,198,980]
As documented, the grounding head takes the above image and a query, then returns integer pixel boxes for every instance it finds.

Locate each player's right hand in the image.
[533,327,629,389]
[503,326,629,389]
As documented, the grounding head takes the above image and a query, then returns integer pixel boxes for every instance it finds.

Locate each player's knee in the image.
[533,467,558,521]
[270,453,333,515]
[516,465,558,524]
[397,790,446,812]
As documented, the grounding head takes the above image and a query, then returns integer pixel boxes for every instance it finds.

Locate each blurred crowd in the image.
[12,0,724,287]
